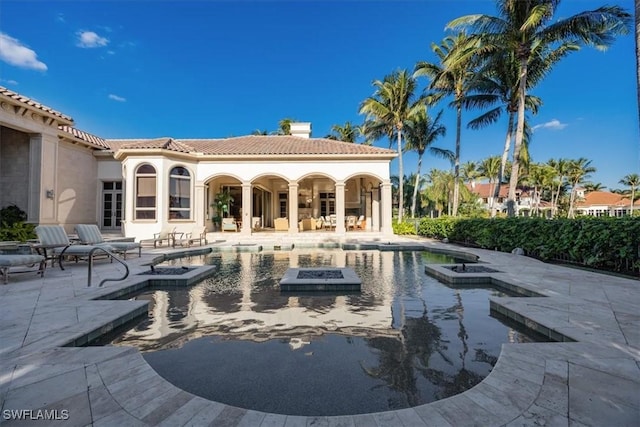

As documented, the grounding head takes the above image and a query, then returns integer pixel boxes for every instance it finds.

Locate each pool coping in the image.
[0,237,638,426]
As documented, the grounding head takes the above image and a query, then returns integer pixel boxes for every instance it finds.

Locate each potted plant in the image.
[211,189,234,231]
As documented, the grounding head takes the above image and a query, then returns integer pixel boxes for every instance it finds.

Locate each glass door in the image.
[102,181,123,230]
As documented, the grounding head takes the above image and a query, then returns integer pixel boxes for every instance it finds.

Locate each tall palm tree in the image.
[404,107,451,218]
[567,158,596,218]
[547,158,569,217]
[424,169,455,217]
[461,161,479,184]
[360,70,423,222]
[478,156,501,213]
[327,121,360,143]
[449,0,631,216]
[583,182,607,192]
[619,173,640,216]
[415,32,483,216]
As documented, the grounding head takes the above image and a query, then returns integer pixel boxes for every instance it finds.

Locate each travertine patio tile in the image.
[155,396,216,426]
[431,394,504,426]
[3,366,87,412]
[569,386,638,427]
[370,411,404,426]
[88,384,123,422]
[140,389,193,424]
[209,405,247,426]
[395,408,428,426]
[92,409,146,427]
[181,400,226,427]
[352,413,382,427]
[325,415,357,427]
[282,415,307,427]
[535,377,568,415]
[504,404,569,427]
[569,363,639,410]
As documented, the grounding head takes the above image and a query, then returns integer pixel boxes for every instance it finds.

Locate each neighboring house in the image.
[0,86,397,239]
[574,190,638,217]
[466,182,551,217]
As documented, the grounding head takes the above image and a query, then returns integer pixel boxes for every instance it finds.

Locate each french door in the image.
[102,181,123,230]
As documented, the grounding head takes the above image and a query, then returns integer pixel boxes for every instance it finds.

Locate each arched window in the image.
[135,164,157,220]
[169,166,191,220]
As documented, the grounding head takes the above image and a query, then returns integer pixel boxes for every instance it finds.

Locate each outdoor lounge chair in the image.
[34,225,115,270]
[221,218,238,232]
[139,227,176,248]
[355,215,366,230]
[0,253,45,284]
[75,224,142,259]
[176,226,208,247]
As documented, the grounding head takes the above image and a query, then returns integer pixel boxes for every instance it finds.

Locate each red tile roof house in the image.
[466,182,552,217]
[574,189,639,217]
[0,86,397,240]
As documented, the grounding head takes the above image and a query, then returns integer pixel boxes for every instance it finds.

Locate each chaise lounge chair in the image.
[75,224,142,259]
[0,253,45,284]
[35,225,115,270]
[175,226,208,247]
[221,218,238,232]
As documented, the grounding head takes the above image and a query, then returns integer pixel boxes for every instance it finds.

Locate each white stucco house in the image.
[0,87,397,240]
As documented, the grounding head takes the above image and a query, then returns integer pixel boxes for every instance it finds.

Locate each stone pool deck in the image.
[0,235,638,426]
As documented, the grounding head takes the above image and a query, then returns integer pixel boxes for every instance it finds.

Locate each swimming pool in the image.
[108,249,544,416]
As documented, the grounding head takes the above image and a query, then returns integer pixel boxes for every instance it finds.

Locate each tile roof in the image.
[0,86,73,124]
[576,191,635,207]
[109,135,396,157]
[467,182,509,198]
[58,125,109,149]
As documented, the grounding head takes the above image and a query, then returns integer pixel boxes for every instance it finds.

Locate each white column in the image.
[194,183,205,227]
[381,181,393,235]
[27,134,43,222]
[241,183,252,234]
[288,183,299,233]
[371,187,380,232]
[335,182,346,233]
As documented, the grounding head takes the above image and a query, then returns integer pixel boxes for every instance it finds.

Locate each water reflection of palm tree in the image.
[362,299,442,407]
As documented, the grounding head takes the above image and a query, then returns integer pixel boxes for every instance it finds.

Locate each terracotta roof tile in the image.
[466,183,509,198]
[0,86,73,123]
[108,135,396,157]
[58,125,109,149]
[576,191,629,207]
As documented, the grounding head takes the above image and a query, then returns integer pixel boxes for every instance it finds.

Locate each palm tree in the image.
[461,161,479,185]
[478,156,501,213]
[404,107,451,218]
[583,182,607,192]
[360,69,423,222]
[277,118,295,135]
[567,158,596,218]
[424,169,455,217]
[547,158,569,217]
[619,173,640,216]
[449,0,631,216]
[415,32,483,216]
[327,121,360,143]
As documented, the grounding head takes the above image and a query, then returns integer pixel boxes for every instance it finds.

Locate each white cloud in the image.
[0,33,47,71]
[76,31,109,48]
[0,78,18,85]
[532,119,567,132]
[56,13,65,23]
[108,94,126,102]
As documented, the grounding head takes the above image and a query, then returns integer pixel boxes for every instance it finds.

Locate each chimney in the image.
[289,122,312,138]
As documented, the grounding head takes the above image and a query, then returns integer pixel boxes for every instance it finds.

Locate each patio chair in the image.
[221,218,238,232]
[34,225,115,270]
[346,216,357,230]
[0,253,46,284]
[140,227,176,248]
[355,215,366,230]
[75,224,142,259]
[274,218,288,231]
[177,226,208,247]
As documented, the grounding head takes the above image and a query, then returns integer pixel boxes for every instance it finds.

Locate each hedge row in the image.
[416,216,640,274]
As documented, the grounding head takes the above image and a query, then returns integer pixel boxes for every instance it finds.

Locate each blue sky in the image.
[0,0,637,190]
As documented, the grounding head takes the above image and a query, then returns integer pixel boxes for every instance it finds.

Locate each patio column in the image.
[241,183,252,234]
[288,183,299,233]
[380,181,393,235]
[335,182,346,233]
[194,182,205,227]
[371,186,380,232]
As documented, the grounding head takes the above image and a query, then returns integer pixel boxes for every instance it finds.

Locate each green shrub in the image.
[0,205,36,242]
[393,220,418,235]
[415,216,640,274]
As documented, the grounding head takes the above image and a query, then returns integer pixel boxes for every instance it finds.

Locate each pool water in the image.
[109,249,543,416]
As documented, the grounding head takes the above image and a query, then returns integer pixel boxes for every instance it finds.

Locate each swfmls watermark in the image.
[2,409,70,421]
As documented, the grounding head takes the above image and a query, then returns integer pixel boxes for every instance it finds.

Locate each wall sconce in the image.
[45,189,55,199]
